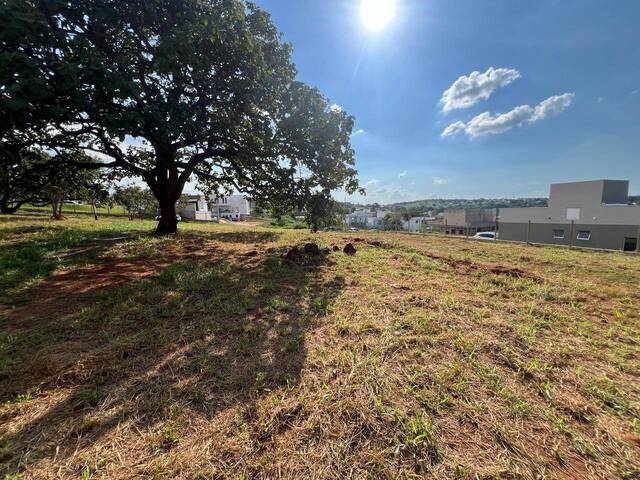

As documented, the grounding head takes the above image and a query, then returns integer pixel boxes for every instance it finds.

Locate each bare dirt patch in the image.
[5,235,264,327]
[421,252,541,281]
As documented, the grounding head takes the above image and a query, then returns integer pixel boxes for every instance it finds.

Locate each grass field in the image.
[1,211,639,479]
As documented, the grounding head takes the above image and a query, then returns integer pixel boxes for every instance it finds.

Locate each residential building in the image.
[404,216,436,233]
[181,195,213,221]
[344,209,371,227]
[209,194,251,220]
[179,193,252,221]
[344,209,390,228]
[499,180,640,251]
[444,208,497,235]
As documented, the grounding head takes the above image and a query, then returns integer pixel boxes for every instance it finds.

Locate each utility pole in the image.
[526,220,531,245]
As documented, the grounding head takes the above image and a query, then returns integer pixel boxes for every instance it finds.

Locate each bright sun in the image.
[360,0,396,31]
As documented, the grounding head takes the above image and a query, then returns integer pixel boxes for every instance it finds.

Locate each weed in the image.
[396,413,440,463]
[263,297,291,313]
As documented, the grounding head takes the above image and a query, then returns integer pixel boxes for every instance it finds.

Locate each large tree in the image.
[0,146,49,213]
[113,185,158,220]
[0,144,107,216]
[0,0,361,234]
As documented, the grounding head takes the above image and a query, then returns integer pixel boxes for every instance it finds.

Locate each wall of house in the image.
[501,204,640,226]
[467,208,497,226]
[210,195,251,215]
[499,222,640,250]
[444,209,467,227]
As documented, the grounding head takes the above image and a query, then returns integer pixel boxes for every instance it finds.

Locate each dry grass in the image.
[1,213,639,479]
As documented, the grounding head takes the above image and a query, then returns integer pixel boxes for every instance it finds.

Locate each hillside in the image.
[346,197,549,213]
[1,212,639,479]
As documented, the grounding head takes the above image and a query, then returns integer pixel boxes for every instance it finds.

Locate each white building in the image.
[209,194,251,220]
[179,194,251,221]
[181,195,213,221]
[404,216,436,233]
[344,209,390,229]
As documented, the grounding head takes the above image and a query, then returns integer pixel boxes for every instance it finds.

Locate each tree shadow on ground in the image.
[0,238,344,477]
[0,213,54,223]
[0,225,147,304]
[185,229,281,244]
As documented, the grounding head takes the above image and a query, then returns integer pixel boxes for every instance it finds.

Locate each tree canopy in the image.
[0,0,361,233]
[0,146,108,216]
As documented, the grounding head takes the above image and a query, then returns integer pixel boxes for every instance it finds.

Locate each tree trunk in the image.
[51,198,57,217]
[156,199,178,235]
[50,190,65,219]
[91,198,98,220]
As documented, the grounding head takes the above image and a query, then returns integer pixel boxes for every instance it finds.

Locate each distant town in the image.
[177,179,640,252]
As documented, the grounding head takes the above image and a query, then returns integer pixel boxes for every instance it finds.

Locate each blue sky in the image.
[256,0,640,203]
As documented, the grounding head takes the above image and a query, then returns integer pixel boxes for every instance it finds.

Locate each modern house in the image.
[499,180,640,251]
[209,194,251,220]
[181,195,213,221]
[179,194,251,221]
[404,216,437,233]
[344,209,389,229]
[444,208,497,235]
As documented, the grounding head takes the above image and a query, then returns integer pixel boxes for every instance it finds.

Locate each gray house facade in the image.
[444,208,497,235]
[499,180,640,251]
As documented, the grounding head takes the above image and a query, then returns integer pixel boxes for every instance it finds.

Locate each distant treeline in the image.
[347,195,640,215]
[346,198,549,214]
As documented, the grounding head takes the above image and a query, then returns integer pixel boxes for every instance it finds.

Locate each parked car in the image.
[472,232,497,240]
[348,227,360,232]
[64,200,82,205]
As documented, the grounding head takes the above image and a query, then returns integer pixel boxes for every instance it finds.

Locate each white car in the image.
[472,232,497,240]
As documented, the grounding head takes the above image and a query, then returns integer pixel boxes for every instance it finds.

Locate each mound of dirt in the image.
[486,265,531,279]
[343,243,357,255]
[285,246,303,262]
[421,251,540,281]
[304,243,321,256]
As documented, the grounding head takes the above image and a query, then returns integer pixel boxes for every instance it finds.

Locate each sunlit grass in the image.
[0,211,638,479]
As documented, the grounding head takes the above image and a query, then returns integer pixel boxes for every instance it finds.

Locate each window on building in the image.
[577,230,591,241]
[553,229,564,239]
[566,207,581,220]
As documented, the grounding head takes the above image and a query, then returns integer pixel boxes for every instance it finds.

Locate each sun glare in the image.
[360,0,395,32]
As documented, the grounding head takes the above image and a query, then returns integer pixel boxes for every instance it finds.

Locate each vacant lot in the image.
[1,212,639,479]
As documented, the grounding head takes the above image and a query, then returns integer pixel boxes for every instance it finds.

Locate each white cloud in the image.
[364,178,380,187]
[441,93,575,138]
[441,121,467,137]
[352,128,366,135]
[532,93,575,121]
[329,103,343,112]
[398,170,407,178]
[433,177,448,185]
[440,67,521,112]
